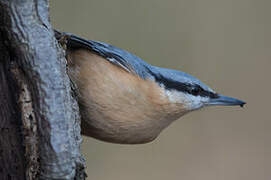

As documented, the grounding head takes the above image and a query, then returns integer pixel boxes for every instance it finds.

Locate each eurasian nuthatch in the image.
[62,32,245,144]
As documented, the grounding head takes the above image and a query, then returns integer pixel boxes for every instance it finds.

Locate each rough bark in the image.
[0,0,85,179]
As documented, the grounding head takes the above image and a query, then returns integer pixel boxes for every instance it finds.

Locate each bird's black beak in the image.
[207,95,246,107]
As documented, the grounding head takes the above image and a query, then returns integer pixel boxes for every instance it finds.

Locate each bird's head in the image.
[149,67,246,113]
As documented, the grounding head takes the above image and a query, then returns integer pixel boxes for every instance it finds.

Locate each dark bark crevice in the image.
[0,51,26,180]
[10,63,39,180]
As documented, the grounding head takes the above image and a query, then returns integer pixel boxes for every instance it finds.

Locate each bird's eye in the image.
[191,87,200,96]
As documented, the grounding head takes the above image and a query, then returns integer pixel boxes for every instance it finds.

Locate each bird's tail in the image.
[54,29,95,51]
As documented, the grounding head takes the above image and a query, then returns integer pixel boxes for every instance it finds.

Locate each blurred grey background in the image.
[51,0,270,179]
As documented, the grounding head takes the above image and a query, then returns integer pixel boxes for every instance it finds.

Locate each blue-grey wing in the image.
[67,33,152,79]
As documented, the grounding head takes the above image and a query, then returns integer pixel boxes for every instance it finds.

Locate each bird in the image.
[57,31,246,144]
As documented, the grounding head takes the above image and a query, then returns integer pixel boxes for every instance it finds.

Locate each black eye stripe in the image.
[148,71,218,98]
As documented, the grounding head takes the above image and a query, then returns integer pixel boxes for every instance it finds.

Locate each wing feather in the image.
[67,34,134,73]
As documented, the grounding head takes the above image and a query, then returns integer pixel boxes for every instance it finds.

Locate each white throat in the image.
[165,89,209,110]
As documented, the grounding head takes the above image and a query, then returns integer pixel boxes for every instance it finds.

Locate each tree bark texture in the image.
[0,0,85,179]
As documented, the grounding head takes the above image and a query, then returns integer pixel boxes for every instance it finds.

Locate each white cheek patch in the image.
[165,90,209,110]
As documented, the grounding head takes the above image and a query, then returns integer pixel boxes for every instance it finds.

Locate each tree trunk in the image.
[0,0,85,179]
